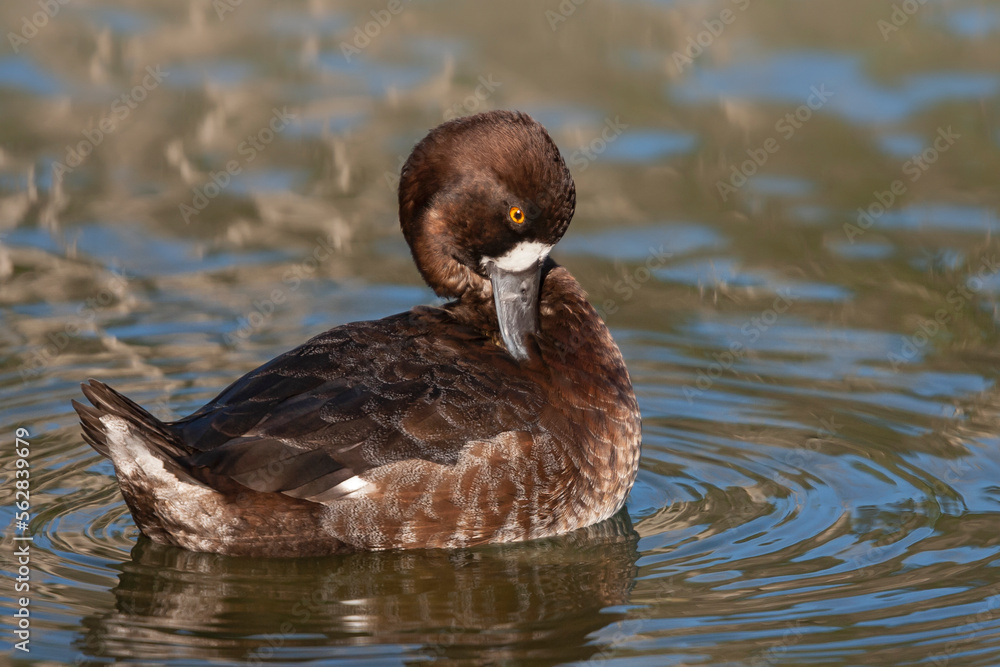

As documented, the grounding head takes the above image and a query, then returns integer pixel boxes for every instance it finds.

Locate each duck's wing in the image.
[171,308,548,503]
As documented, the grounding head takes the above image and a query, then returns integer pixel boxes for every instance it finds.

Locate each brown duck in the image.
[74,110,642,557]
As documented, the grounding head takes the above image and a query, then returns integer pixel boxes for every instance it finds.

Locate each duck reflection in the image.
[76,512,638,664]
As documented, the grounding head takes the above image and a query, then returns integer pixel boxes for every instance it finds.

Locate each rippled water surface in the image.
[3,1,1000,664]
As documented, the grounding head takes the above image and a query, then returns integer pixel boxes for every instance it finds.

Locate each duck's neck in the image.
[536,266,633,386]
[407,208,492,302]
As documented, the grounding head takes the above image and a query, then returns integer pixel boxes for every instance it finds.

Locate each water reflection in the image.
[77,514,639,664]
[4,0,1000,662]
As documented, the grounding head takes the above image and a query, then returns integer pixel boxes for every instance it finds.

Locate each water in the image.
[2,0,1000,664]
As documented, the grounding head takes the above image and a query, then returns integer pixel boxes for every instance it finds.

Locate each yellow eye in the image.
[509,206,525,224]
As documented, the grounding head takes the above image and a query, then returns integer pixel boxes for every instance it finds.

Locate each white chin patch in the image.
[482,241,552,273]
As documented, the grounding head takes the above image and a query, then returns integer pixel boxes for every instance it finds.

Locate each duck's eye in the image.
[508,206,526,225]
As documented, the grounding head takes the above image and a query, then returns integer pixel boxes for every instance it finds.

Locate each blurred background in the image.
[2,0,1000,664]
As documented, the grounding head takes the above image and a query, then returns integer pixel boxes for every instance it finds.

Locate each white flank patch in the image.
[482,241,552,273]
[101,416,163,479]
[101,415,208,490]
[330,475,369,497]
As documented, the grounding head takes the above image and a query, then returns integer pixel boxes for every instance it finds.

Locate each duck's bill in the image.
[486,261,542,361]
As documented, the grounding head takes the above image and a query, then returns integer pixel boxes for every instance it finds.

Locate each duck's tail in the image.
[72,380,219,550]
[72,379,185,461]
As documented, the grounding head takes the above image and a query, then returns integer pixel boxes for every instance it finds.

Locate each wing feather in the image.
[168,309,546,504]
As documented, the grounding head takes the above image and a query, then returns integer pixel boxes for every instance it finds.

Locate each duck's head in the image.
[398,110,576,360]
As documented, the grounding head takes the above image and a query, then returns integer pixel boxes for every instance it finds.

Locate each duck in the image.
[73,110,642,557]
